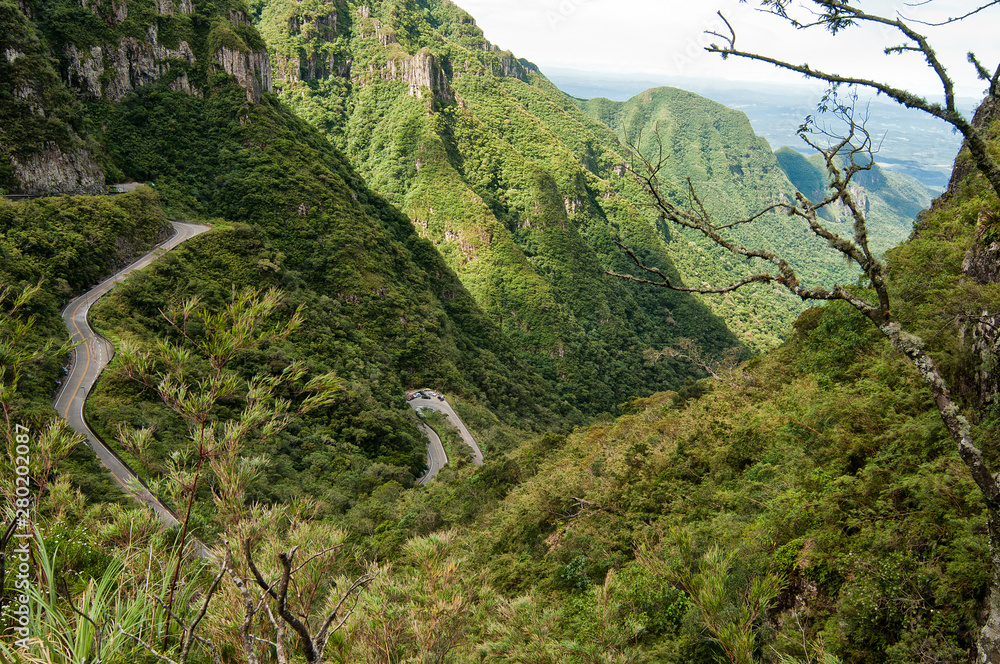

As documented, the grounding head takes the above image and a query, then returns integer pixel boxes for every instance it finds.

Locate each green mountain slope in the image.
[1,0,582,519]
[775,145,935,252]
[253,1,931,360]
[318,101,1000,664]
[251,0,743,412]
[582,89,932,349]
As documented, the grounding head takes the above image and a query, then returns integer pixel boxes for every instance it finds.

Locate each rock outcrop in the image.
[952,100,1000,407]
[274,11,340,84]
[61,6,269,103]
[215,47,272,103]
[154,0,193,16]
[66,27,198,101]
[10,141,105,196]
[382,49,450,100]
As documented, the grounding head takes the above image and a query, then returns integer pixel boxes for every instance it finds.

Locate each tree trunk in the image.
[979,511,1000,664]
[878,321,1000,661]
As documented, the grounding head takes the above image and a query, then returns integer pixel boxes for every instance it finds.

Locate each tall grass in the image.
[0,531,193,664]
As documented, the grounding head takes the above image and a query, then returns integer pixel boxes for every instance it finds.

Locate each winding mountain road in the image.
[415,423,447,485]
[54,219,475,506]
[54,221,210,528]
[409,391,484,479]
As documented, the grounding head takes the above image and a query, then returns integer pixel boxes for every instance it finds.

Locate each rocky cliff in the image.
[9,140,104,195]
[261,1,532,102]
[0,0,105,194]
[0,0,275,194]
[59,2,271,103]
[65,28,198,101]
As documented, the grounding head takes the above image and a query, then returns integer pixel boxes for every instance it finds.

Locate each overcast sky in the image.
[451,0,996,100]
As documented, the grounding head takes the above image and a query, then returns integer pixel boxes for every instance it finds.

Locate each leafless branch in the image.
[901,0,999,25]
[704,5,1000,199]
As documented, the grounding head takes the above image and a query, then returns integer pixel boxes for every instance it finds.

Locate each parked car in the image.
[437,395,445,401]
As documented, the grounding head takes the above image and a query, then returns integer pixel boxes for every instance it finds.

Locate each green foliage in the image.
[461,228,997,660]
[250,0,743,414]
[0,0,93,190]
[0,190,166,425]
[5,2,994,663]
[0,188,169,292]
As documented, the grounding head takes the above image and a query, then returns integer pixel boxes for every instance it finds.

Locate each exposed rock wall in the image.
[274,10,340,83]
[962,216,1000,407]
[947,97,999,194]
[381,49,450,100]
[10,141,105,196]
[65,28,198,101]
[154,0,193,16]
[60,4,268,102]
[215,47,272,103]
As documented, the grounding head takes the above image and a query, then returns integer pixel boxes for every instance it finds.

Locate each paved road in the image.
[54,221,211,528]
[408,392,484,471]
[414,423,447,485]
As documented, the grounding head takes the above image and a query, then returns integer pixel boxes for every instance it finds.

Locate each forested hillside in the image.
[4,0,996,662]
[582,89,935,348]
[1,0,592,542]
[250,1,933,355]
[250,0,751,404]
[775,146,935,252]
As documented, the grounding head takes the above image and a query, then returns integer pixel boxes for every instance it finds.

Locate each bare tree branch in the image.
[902,0,1000,26]
[612,77,1000,661]
[704,4,1000,199]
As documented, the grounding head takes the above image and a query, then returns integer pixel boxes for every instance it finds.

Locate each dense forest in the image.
[2,0,998,662]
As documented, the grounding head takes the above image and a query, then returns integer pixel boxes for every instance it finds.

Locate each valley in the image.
[1,0,999,662]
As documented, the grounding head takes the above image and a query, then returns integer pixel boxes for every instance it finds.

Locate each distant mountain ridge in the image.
[545,66,971,191]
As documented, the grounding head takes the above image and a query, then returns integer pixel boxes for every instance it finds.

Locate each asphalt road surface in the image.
[408,392,484,473]
[54,221,211,528]
[415,423,447,485]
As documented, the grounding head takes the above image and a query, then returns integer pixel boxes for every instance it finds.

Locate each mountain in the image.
[580,88,937,348]
[6,0,1000,662]
[775,146,935,252]
[446,97,1000,664]
[545,66,973,191]
[1,0,591,519]
[252,1,933,355]
[250,0,745,409]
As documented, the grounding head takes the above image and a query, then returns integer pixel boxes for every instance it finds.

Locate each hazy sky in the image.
[452,0,996,100]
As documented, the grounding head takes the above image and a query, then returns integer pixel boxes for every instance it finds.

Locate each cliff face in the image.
[215,45,272,103]
[57,2,271,103]
[0,0,105,194]
[0,0,275,193]
[927,97,1000,407]
[65,29,198,101]
[10,140,104,195]
[383,48,449,100]
[260,1,532,102]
